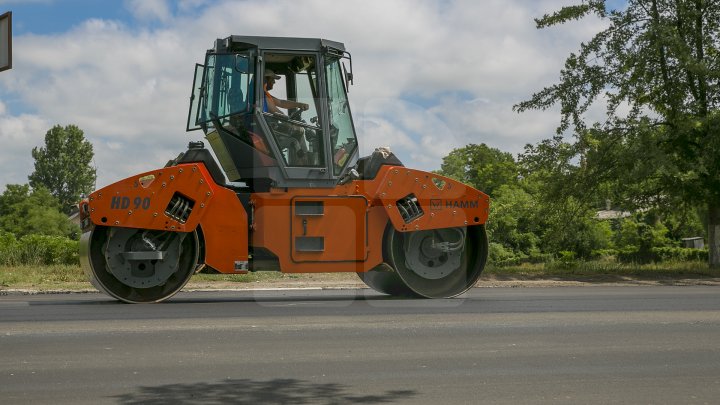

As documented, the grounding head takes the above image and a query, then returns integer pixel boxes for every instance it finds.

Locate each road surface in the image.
[2,286,720,404]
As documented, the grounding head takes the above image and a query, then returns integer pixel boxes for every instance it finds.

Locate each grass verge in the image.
[1,260,718,292]
[485,260,717,281]
[0,265,289,291]
[0,265,90,290]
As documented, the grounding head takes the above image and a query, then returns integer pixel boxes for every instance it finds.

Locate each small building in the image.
[594,209,631,220]
[595,199,632,220]
[682,237,704,249]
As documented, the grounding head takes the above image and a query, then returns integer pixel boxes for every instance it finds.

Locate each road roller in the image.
[79,36,490,303]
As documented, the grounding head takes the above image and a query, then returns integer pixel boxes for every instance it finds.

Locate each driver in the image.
[263,69,310,114]
[263,69,312,165]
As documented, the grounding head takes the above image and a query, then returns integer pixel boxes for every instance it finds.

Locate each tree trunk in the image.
[709,202,720,269]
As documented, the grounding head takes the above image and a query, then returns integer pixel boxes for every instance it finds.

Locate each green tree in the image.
[487,184,542,256]
[29,125,96,213]
[661,203,706,241]
[437,143,518,196]
[615,213,673,252]
[0,184,78,238]
[516,137,615,257]
[514,0,720,267]
[534,194,614,258]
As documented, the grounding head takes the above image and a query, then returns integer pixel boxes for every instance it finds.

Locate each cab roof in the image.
[213,35,346,53]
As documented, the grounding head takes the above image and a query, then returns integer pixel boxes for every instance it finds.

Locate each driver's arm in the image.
[275,98,309,111]
[265,94,284,115]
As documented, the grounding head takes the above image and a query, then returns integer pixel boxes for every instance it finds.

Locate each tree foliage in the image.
[488,185,541,255]
[436,137,704,265]
[438,144,617,261]
[29,125,96,213]
[514,0,720,266]
[437,143,518,197]
[0,184,78,239]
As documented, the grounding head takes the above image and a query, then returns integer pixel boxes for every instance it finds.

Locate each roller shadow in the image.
[113,378,416,404]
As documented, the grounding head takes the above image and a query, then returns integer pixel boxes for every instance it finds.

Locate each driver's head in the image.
[264,69,281,90]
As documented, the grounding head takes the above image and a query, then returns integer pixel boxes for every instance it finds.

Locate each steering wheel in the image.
[289,109,303,121]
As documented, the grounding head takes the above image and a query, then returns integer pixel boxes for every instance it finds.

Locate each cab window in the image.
[261,54,324,167]
[194,53,252,126]
[325,57,357,175]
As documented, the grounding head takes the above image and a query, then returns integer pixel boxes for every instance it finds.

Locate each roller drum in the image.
[359,224,488,298]
[81,226,199,303]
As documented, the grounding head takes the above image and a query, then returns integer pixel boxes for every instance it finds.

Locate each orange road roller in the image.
[79,36,490,303]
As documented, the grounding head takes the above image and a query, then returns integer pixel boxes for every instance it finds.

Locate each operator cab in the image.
[186,36,357,189]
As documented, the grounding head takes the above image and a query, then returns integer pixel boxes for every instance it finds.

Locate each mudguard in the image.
[81,163,248,273]
[372,166,490,232]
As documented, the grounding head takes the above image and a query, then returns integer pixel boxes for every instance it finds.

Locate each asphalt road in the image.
[2,286,720,404]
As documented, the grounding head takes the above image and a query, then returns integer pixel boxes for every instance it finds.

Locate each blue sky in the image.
[0,0,614,191]
[3,0,220,37]
[6,0,130,35]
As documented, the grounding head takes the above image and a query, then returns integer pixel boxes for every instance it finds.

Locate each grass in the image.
[0,265,90,291]
[0,265,292,291]
[1,260,717,291]
[485,259,717,280]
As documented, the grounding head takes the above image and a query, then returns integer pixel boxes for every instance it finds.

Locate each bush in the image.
[617,246,708,263]
[488,243,554,267]
[651,247,708,262]
[553,250,577,269]
[488,242,523,266]
[0,232,79,266]
[0,231,21,266]
[590,249,619,259]
[528,251,553,264]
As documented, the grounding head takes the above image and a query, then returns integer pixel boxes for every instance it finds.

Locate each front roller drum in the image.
[360,225,488,298]
[80,226,199,303]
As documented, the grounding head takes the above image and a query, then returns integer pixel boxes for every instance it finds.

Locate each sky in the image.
[0,0,620,191]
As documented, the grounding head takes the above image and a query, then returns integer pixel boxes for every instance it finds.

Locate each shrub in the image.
[19,234,80,265]
[0,233,79,266]
[590,249,619,260]
[488,244,555,267]
[0,231,21,266]
[651,247,708,262]
[528,250,553,264]
[554,250,577,269]
[617,246,708,263]
[488,242,522,266]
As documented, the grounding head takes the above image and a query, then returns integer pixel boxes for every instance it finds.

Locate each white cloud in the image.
[0,102,49,188]
[0,0,608,191]
[125,0,172,22]
[177,0,213,12]
[355,97,463,168]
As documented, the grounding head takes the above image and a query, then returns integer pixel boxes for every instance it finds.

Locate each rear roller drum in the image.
[357,263,416,297]
[81,226,199,303]
[384,225,487,298]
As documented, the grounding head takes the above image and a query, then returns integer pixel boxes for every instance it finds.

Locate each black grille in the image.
[165,193,194,223]
[396,194,423,223]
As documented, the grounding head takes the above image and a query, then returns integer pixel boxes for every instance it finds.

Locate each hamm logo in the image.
[445,200,479,209]
[429,200,480,210]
